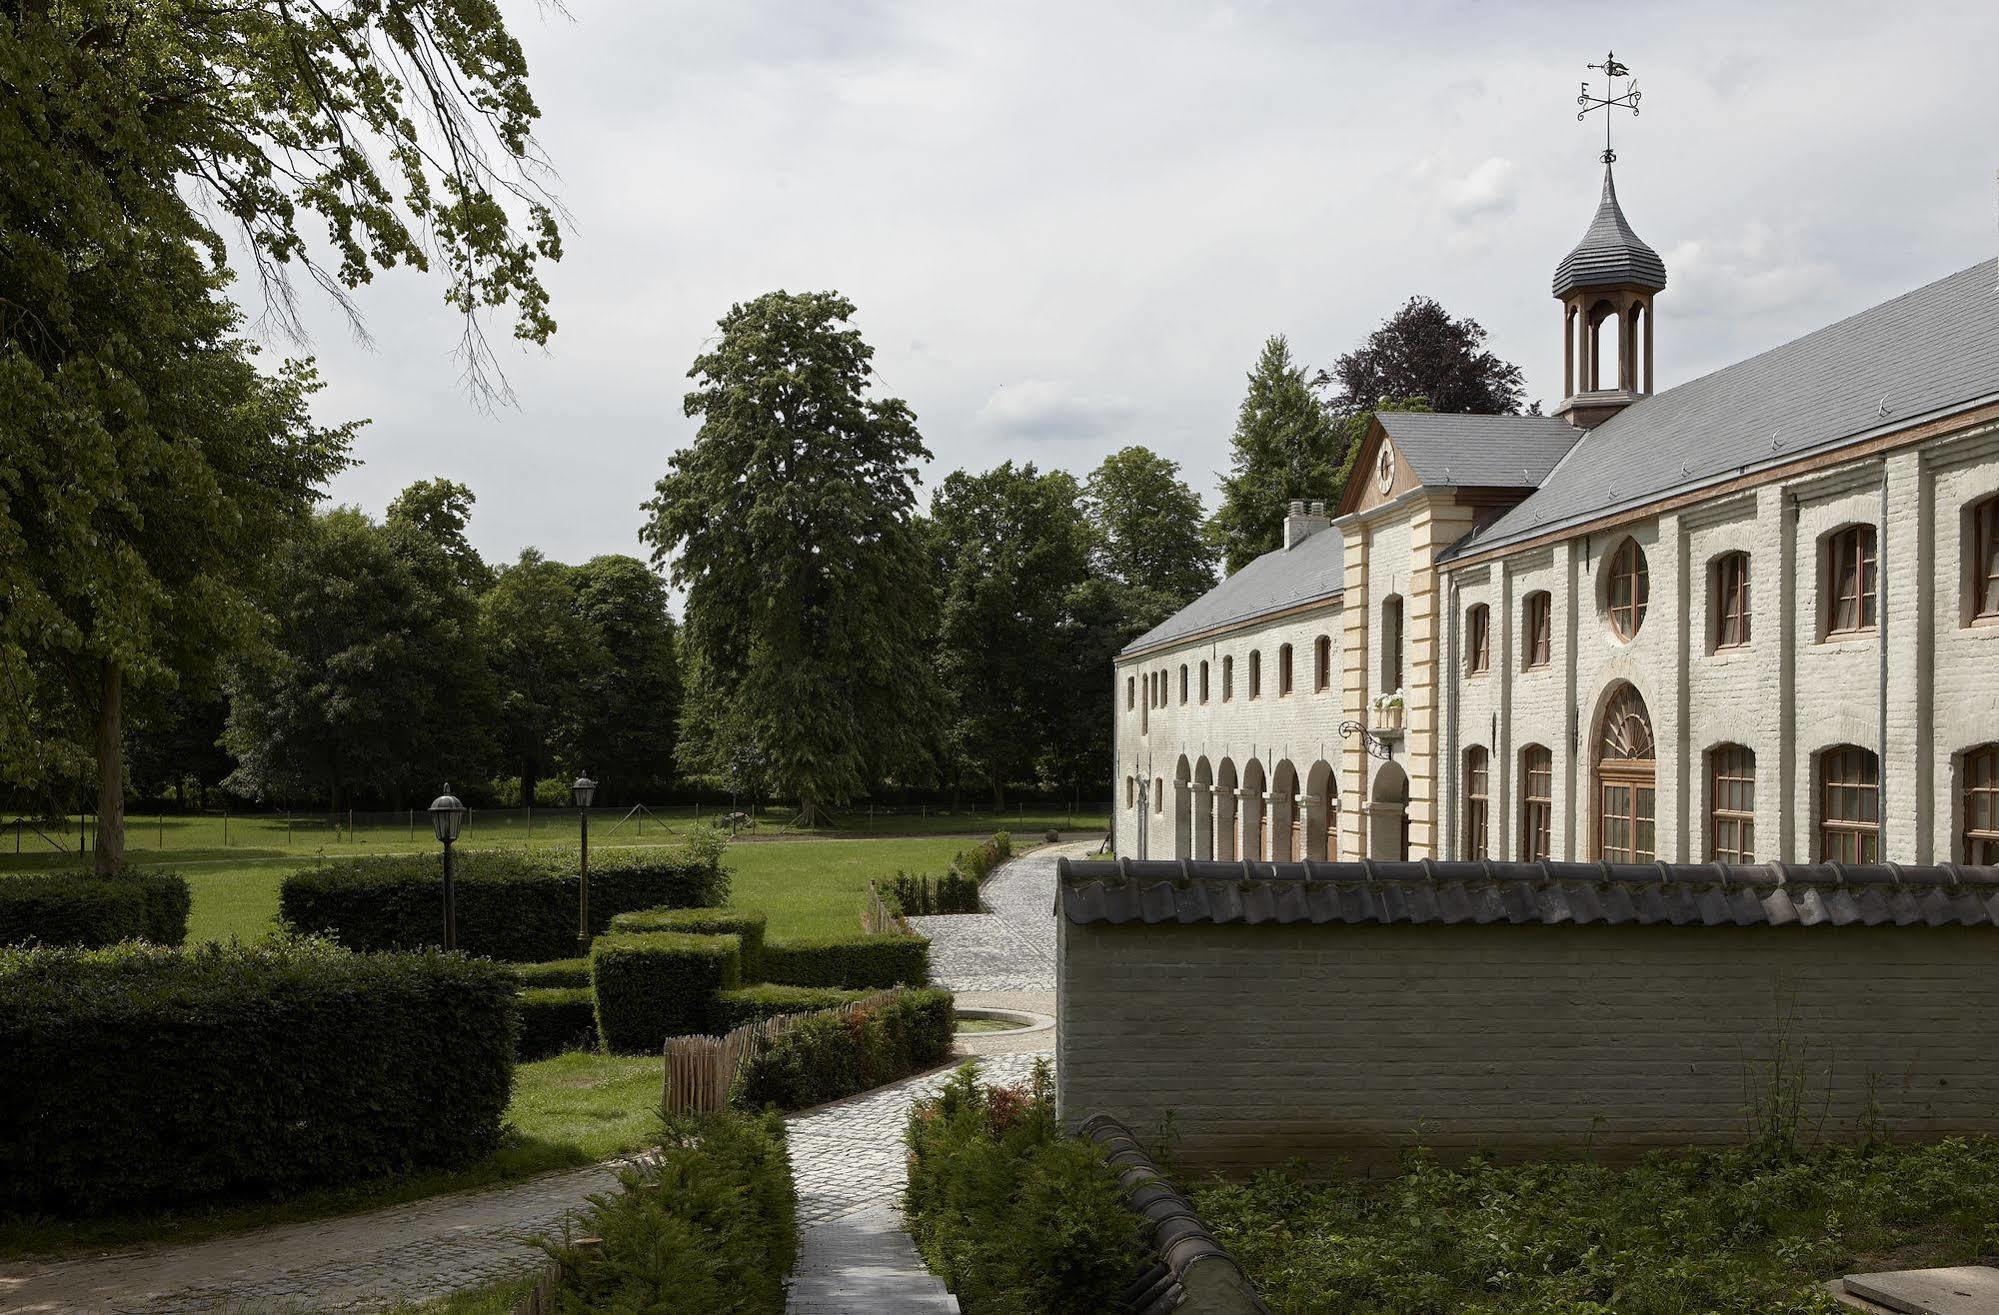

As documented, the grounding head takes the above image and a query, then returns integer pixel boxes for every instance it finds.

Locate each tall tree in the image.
[932,463,1094,808]
[569,555,682,802]
[1,0,559,870]
[642,291,939,826]
[1208,335,1350,574]
[387,479,492,595]
[1083,446,1217,634]
[1320,296,1527,417]
[481,549,606,805]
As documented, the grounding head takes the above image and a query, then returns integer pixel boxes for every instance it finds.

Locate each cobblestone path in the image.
[906,844,1065,992]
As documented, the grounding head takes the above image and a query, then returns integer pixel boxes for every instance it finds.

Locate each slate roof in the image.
[1119,522,1344,656]
[1551,164,1668,297]
[1450,256,1999,562]
[1374,411,1582,489]
[1056,858,1999,929]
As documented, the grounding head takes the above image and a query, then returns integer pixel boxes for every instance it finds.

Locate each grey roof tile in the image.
[1552,164,1669,297]
[1120,522,1344,655]
[1374,411,1582,489]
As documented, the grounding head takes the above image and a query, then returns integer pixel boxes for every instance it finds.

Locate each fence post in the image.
[347,808,353,842]
[287,813,293,848]
[526,804,532,841]
[223,809,229,848]
[159,815,164,851]
[409,808,414,841]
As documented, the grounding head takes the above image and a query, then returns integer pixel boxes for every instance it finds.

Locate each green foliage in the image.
[545,1110,796,1315]
[736,989,954,1110]
[513,957,591,989]
[482,549,611,805]
[0,938,518,1212]
[1320,295,1528,418]
[279,843,727,962]
[1083,446,1219,633]
[1208,335,1353,573]
[518,987,597,1061]
[568,555,683,802]
[904,1061,1145,1314]
[0,872,190,947]
[883,870,981,916]
[1195,1139,1999,1315]
[590,932,742,1053]
[952,831,1015,884]
[763,932,929,989]
[488,776,575,809]
[709,984,872,1031]
[642,290,941,824]
[610,907,767,981]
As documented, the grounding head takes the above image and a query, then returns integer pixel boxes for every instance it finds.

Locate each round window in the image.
[1376,444,1396,493]
[1603,537,1649,640]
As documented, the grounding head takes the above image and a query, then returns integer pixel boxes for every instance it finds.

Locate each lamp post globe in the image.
[570,774,596,809]
[572,773,596,951]
[428,785,466,950]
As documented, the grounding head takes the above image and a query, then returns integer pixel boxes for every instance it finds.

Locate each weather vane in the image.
[1576,51,1641,164]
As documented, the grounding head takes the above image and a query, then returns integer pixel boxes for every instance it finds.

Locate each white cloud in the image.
[1441,157,1520,224]
[974,380,1133,442]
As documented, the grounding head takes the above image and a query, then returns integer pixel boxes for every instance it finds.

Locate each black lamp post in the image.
[428,784,466,951]
[572,773,597,950]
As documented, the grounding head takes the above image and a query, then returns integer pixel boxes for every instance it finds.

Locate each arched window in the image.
[1222,655,1234,702]
[1463,747,1489,859]
[1962,744,1999,863]
[1818,746,1880,862]
[1278,644,1293,696]
[1314,636,1332,691]
[1605,538,1648,640]
[1520,745,1552,860]
[1523,591,1551,669]
[1826,525,1878,635]
[1713,552,1752,649]
[1970,495,1999,623]
[1708,744,1756,862]
[1179,664,1189,705]
[1199,660,1210,704]
[1248,650,1262,699]
[1381,595,1404,692]
[1466,604,1491,674]
[1126,675,1135,711]
[1596,683,1656,862]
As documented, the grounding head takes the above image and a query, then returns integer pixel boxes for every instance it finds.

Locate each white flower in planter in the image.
[1370,688,1405,712]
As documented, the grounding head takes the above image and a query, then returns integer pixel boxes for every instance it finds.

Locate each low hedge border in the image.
[513,957,590,989]
[952,831,1015,884]
[519,986,598,1060]
[710,983,872,1032]
[764,932,929,990]
[735,987,953,1110]
[0,938,517,1212]
[879,871,980,917]
[609,907,766,980]
[592,931,742,1053]
[0,871,190,948]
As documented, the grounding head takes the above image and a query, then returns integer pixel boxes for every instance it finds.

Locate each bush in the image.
[710,983,873,1032]
[736,988,954,1110]
[610,907,766,980]
[280,840,728,961]
[591,932,741,1053]
[763,932,928,989]
[882,871,980,917]
[543,1109,795,1314]
[952,831,1014,884]
[1044,828,1060,844]
[904,1061,1143,1314]
[514,957,591,989]
[0,937,517,1212]
[0,871,190,948]
[520,986,598,1060]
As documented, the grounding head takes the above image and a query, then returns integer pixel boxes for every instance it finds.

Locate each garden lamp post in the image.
[571,773,597,951]
[428,784,466,951]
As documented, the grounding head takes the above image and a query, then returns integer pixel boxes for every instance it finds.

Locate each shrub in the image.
[710,983,871,1032]
[882,871,979,917]
[0,937,517,1212]
[952,831,1014,884]
[591,932,741,1053]
[1044,828,1060,844]
[514,957,591,989]
[764,932,928,989]
[520,986,598,1060]
[736,988,954,1110]
[0,871,190,948]
[280,840,727,961]
[904,1060,1143,1314]
[543,1109,795,1314]
[609,907,766,980]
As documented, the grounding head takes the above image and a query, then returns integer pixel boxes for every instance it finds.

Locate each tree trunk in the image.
[93,660,124,876]
[800,795,817,828]
[991,776,1004,813]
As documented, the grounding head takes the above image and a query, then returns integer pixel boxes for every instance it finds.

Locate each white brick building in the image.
[1114,163,1999,867]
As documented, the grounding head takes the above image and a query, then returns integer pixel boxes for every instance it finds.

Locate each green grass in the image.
[724,836,976,937]
[955,1017,1029,1033]
[0,1050,663,1259]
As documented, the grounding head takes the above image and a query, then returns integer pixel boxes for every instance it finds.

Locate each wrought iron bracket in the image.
[1340,719,1395,761]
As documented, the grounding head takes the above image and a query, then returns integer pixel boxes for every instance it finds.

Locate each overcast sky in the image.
[279,0,1999,575]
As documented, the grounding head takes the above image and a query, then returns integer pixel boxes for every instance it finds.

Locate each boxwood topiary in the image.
[709,983,872,1032]
[591,931,741,1053]
[513,957,591,989]
[0,871,190,948]
[519,986,598,1059]
[763,932,928,989]
[609,907,766,980]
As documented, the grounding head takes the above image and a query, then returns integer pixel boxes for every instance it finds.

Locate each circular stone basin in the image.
[953,1007,1055,1037]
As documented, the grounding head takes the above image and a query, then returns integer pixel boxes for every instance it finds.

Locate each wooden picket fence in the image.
[510,1237,599,1315]
[661,988,904,1115]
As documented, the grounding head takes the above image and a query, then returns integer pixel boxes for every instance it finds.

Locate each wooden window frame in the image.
[1382,596,1404,691]
[1520,745,1552,861]
[1248,651,1262,699]
[1199,660,1210,704]
[1826,525,1878,637]
[1523,592,1552,669]
[1707,743,1755,862]
[1126,675,1135,711]
[1973,496,1999,624]
[1596,757,1657,862]
[1466,604,1491,675]
[1179,664,1189,705]
[1464,747,1489,859]
[1314,636,1332,692]
[1817,746,1880,863]
[1713,552,1752,650]
[1606,538,1648,641]
[1278,644,1293,696]
[1963,744,1999,864]
[1222,655,1233,702]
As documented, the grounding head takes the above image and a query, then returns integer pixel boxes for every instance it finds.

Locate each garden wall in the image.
[1056,858,1999,1175]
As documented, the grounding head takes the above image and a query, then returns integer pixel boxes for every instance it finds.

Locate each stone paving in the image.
[905,844,1064,992]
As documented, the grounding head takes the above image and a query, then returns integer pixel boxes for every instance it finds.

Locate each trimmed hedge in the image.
[513,957,590,989]
[591,931,741,1053]
[882,870,980,917]
[0,871,190,948]
[279,840,728,961]
[736,988,954,1110]
[0,938,517,1212]
[710,983,871,1032]
[543,1109,795,1313]
[764,932,929,989]
[610,906,767,980]
[953,831,1014,883]
[519,986,597,1060]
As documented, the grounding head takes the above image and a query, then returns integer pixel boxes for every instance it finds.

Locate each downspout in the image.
[1878,467,1890,857]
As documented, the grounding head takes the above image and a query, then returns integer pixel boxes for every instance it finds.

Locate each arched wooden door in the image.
[1595,683,1656,862]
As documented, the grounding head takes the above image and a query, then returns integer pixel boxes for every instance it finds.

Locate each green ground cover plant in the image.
[763,930,929,988]
[736,988,954,1110]
[542,1109,796,1314]
[591,930,742,1051]
[609,905,767,978]
[904,1060,1144,1314]
[0,871,189,946]
[1193,1138,1999,1315]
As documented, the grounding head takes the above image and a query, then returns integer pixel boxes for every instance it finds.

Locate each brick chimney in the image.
[1284,499,1330,550]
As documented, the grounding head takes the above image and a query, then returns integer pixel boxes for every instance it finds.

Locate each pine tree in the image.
[1207,336,1350,574]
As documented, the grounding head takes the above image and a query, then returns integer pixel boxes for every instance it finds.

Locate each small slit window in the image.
[1523,592,1551,669]
[1222,655,1234,702]
[1248,651,1262,699]
[1199,660,1210,704]
[1972,495,1999,623]
[1278,644,1293,696]
[1713,552,1751,649]
[1466,604,1491,674]
[1179,664,1189,705]
[1520,745,1552,861]
[1464,747,1489,859]
[1314,636,1332,692]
